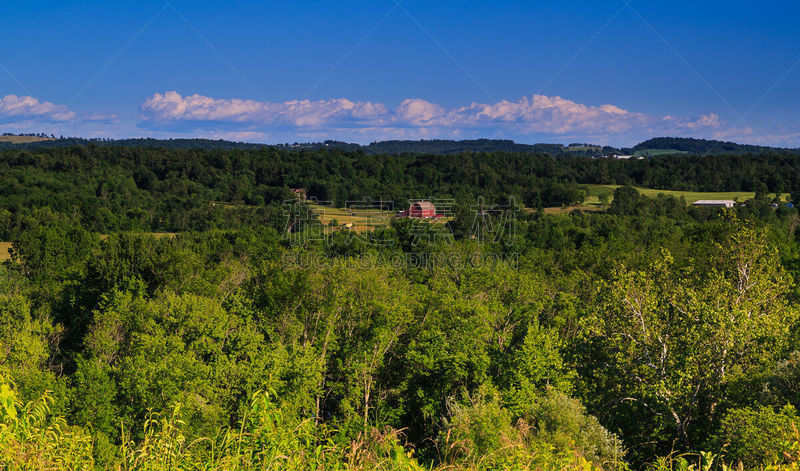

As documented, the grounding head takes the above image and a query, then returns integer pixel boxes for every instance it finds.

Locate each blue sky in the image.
[1,0,799,146]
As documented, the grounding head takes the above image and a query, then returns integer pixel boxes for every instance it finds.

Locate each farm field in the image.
[308,203,452,233]
[0,242,11,261]
[542,185,790,214]
[632,148,688,157]
[0,135,55,144]
[542,204,606,215]
[308,203,395,233]
[585,184,788,204]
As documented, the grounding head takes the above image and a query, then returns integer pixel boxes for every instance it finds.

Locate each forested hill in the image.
[0,136,578,154]
[0,136,270,151]
[632,137,797,155]
[3,134,799,156]
[3,144,800,236]
[5,142,800,469]
[359,139,569,154]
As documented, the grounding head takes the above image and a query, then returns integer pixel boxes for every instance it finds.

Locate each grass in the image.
[0,135,55,144]
[542,185,790,214]
[0,242,11,261]
[543,204,606,215]
[585,184,789,204]
[308,203,396,233]
[308,203,451,233]
[633,148,688,157]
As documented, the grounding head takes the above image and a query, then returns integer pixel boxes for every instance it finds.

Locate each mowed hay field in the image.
[585,184,789,204]
[543,204,606,215]
[0,135,55,144]
[309,204,394,233]
[0,242,11,261]
[543,185,789,214]
[308,203,451,233]
[632,148,688,157]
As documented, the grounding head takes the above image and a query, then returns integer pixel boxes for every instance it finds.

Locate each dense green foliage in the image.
[2,145,800,469]
[0,136,579,155]
[3,145,800,237]
[5,134,799,156]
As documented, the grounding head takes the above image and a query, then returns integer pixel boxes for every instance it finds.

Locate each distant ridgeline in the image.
[0,136,599,155]
[631,137,799,156]
[0,136,269,151]
[0,134,798,156]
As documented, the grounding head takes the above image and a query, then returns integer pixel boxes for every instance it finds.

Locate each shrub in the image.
[715,405,798,467]
[527,388,626,468]
[0,374,95,469]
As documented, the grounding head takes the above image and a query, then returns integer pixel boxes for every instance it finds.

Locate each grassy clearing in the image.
[308,203,395,233]
[585,184,788,204]
[543,204,606,215]
[542,185,790,214]
[308,203,451,233]
[633,148,688,157]
[0,135,55,144]
[0,242,11,261]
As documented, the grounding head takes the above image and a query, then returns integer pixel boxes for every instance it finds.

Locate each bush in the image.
[527,388,625,468]
[439,389,618,470]
[0,374,95,469]
[760,351,800,409]
[714,405,798,467]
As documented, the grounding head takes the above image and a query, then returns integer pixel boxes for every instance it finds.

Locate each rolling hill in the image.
[0,135,55,144]
[631,137,797,155]
[1,134,798,156]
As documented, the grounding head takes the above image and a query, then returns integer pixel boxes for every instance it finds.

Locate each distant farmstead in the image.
[291,188,307,200]
[692,200,736,208]
[397,201,438,218]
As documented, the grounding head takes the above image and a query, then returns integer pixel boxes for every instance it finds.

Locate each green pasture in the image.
[584,184,788,205]
[308,203,395,233]
[632,148,688,157]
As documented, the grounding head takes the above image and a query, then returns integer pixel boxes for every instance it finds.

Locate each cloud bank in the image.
[0,95,76,122]
[138,90,729,144]
[140,91,387,127]
[2,91,796,146]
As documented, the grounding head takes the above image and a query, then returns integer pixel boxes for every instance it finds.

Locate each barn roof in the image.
[412,201,436,211]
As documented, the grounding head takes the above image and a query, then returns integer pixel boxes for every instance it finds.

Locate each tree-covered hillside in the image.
[1,144,800,469]
[3,145,800,236]
[632,136,796,155]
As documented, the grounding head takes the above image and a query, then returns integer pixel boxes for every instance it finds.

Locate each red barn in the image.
[398,201,436,218]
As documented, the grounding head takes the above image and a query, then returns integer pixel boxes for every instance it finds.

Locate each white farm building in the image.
[692,200,736,208]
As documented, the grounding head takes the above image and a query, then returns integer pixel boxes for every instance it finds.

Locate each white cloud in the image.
[133,90,777,146]
[140,91,387,127]
[446,95,651,134]
[0,95,75,121]
[0,91,789,146]
[394,98,447,126]
[139,91,730,144]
